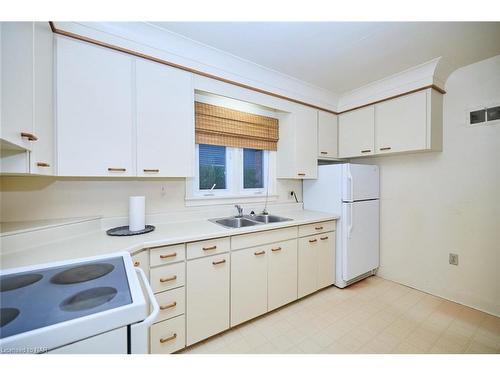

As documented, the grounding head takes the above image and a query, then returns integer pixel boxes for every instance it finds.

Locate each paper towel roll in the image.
[129,196,146,232]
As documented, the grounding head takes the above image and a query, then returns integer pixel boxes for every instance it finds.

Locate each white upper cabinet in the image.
[56,37,134,177]
[338,106,375,158]
[1,22,54,175]
[375,88,442,154]
[277,106,318,179]
[317,111,338,159]
[136,60,194,177]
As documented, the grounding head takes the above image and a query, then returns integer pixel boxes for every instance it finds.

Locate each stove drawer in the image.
[150,244,185,267]
[150,262,185,293]
[151,315,185,354]
[155,287,185,323]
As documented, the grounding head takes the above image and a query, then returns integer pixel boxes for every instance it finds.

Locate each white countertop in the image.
[0,210,338,270]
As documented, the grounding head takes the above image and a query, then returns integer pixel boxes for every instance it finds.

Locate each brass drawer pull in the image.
[202,245,217,251]
[143,169,160,173]
[254,250,266,256]
[271,247,282,252]
[309,239,318,243]
[108,167,126,172]
[133,261,140,267]
[21,132,38,141]
[159,333,177,343]
[380,147,391,151]
[297,173,306,176]
[159,302,177,310]
[320,236,329,240]
[315,226,324,230]
[160,252,177,259]
[212,259,226,265]
[160,275,177,283]
[36,162,50,167]
[361,149,371,153]
[320,151,328,155]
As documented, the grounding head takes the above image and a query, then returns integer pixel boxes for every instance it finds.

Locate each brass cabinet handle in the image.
[309,239,318,243]
[212,259,226,265]
[143,169,160,173]
[160,252,177,259]
[315,226,324,230]
[108,167,126,172]
[380,147,391,151]
[320,151,328,155]
[159,301,177,310]
[360,149,371,153]
[20,132,38,141]
[320,236,329,240]
[160,275,177,283]
[202,245,217,251]
[254,250,265,256]
[271,247,282,252]
[297,173,306,176]
[159,333,177,343]
[133,261,140,267]
[36,162,50,167]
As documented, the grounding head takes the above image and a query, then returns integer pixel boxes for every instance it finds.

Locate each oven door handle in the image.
[130,267,159,354]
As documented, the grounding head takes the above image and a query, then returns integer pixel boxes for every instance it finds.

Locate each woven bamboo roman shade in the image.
[195,102,279,151]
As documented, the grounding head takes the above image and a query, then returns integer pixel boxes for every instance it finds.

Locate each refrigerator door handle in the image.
[348,169,354,202]
[347,204,353,238]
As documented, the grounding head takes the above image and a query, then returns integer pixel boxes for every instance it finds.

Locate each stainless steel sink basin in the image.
[245,214,292,224]
[209,214,292,228]
[210,217,260,229]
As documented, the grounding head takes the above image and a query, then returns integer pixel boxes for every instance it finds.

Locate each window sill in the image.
[185,194,279,207]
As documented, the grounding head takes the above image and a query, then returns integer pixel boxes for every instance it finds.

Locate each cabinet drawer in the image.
[155,287,185,323]
[150,244,185,267]
[186,237,229,259]
[298,220,336,237]
[150,315,185,354]
[150,262,185,293]
[231,226,297,250]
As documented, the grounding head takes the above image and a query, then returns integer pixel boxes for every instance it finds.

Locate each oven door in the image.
[130,267,159,354]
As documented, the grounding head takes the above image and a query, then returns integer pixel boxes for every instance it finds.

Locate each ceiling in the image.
[151,22,500,94]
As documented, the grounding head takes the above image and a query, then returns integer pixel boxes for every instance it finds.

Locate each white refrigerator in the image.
[303,163,379,288]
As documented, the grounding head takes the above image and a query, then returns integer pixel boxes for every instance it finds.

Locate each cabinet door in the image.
[56,37,134,176]
[31,22,54,175]
[298,235,318,298]
[338,106,375,158]
[318,111,338,159]
[1,22,34,150]
[295,107,318,178]
[136,59,194,177]
[375,90,427,154]
[268,239,298,311]
[186,253,230,345]
[230,246,268,326]
[317,231,335,289]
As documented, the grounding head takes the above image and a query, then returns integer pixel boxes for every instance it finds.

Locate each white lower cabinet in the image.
[186,253,230,346]
[268,239,298,311]
[317,232,336,289]
[231,246,268,326]
[298,236,319,298]
[151,315,185,354]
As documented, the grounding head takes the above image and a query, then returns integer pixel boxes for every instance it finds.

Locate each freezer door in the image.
[341,200,379,281]
[342,164,379,202]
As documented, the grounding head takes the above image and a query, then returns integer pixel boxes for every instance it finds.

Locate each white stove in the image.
[0,252,158,354]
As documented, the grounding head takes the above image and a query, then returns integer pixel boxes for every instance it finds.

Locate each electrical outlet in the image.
[449,253,459,266]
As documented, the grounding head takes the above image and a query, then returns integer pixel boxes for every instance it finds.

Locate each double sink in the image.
[210,214,292,229]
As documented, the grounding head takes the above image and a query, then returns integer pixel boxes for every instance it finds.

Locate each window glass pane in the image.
[199,144,226,190]
[243,148,264,189]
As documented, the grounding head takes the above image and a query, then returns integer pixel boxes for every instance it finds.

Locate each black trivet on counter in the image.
[106,225,155,236]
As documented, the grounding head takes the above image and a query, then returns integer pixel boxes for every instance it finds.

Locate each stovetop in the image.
[0,256,132,339]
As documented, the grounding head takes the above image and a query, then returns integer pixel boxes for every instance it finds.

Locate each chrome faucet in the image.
[234,205,243,217]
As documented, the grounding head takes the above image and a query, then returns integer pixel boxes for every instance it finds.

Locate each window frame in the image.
[186,144,276,205]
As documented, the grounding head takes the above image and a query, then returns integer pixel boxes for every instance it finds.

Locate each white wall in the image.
[0,177,302,222]
[363,55,500,316]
